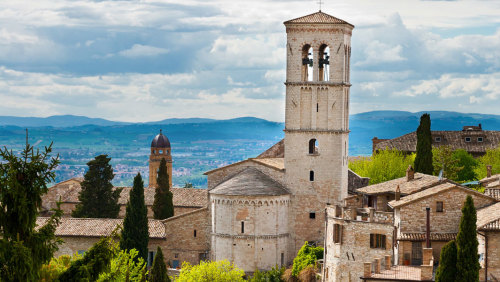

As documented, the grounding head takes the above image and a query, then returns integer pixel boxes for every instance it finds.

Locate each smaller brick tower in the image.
[149,130,172,188]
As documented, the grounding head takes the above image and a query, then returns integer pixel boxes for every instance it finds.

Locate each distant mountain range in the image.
[1,111,498,187]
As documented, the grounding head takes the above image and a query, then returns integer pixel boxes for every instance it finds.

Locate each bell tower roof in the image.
[284,11,354,27]
[151,129,171,148]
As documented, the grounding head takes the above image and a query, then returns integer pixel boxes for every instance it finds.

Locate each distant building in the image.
[372,124,500,157]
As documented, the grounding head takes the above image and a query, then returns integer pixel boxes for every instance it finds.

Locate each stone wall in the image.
[478,231,500,281]
[324,207,393,282]
[161,208,210,268]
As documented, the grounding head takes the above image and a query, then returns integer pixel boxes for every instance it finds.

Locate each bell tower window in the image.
[319,45,330,82]
[309,139,318,154]
[302,45,313,81]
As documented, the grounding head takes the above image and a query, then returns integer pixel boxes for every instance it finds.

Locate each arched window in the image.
[319,44,330,82]
[309,139,318,154]
[302,45,313,81]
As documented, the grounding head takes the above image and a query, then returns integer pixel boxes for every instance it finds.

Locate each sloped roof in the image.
[36,217,166,239]
[481,174,500,186]
[257,139,284,158]
[251,158,285,171]
[388,182,496,208]
[284,11,353,27]
[477,202,500,231]
[357,173,442,195]
[210,168,289,196]
[398,233,457,241]
[485,188,500,200]
[374,130,500,154]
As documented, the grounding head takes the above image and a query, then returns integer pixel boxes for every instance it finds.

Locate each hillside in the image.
[0,111,498,187]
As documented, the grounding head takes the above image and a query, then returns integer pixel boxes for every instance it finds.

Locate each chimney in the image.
[395,185,400,201]
[487,165,492,178]
[406,165,414,181]
[479,123,482,129]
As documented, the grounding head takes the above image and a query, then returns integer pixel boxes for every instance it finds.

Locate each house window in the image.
[309,212,316,219]
[465,137,471,142]
[147,251,155,267]
[159,150,163,154]
[194,229,197,237]
[436,201,444,212]
[241,221,245,233]
[370,234,386,249]
[334,224,342,243]
[435,137,441,142]
[174,253,179,258]
[478,137,483,142]
[310,171,314,181]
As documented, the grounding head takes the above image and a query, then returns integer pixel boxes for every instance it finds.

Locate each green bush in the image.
[97,248,147,282]
[176,260,245,282]
[291,242,323,277]
[249,265,285,282]
[40,254,81,282]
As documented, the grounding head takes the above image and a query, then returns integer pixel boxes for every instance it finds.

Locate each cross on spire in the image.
[317,0,324,11]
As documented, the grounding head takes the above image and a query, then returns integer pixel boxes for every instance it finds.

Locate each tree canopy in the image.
[0,139,62,281]
[432,145,462,180]
[349,148,415,184]
[291,242,323,277]
[452,149,478,182]
[176,260,245,282]
[152,158,174,220]
[72,155,122,218]
[475,145,500,179]
[120,173,149,262]
[414,113,433,174]
[455,195,480,282]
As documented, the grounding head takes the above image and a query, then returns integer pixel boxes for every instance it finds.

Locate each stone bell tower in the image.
[283,11,354,252]
[149,130,173,188]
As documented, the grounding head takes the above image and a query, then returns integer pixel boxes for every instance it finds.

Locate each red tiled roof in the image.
[398,233,457,241]
[477,202,500,231]
[36,217,166,239]
[284,11,353,26]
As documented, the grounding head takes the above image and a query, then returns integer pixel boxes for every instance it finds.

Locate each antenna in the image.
[317,0,324,11]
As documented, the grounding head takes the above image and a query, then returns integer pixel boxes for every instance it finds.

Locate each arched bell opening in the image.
[319,44,330,82]
[302,44,313,81]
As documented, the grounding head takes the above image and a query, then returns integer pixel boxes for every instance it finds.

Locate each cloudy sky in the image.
[1,0,499,122]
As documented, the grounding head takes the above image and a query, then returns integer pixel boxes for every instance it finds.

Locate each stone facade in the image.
[478,232,500,281]
[161,208,210,268]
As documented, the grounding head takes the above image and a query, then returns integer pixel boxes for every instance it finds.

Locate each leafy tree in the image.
[149,247,170,282]
[0,139,62,281]
[72,155,122,218]
[120,173,149,261]
[475,145,500,179]
[152,158,174,220]
[349,149,415,184]
[176,260,245,282]
[456,196,480,282]
[452,149,478,182]
[40,253,81,282]
[249,265,285,282]
[291,242,323,277]
[58,236,115,281]
[435,240,457,282]
[414,113,433,174]
[97,248,148,282]
[432,146,462,180]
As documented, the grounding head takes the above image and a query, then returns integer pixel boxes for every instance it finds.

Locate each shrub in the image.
[176,260,245,282]
[298,265,317,282]
[291,242,323,277]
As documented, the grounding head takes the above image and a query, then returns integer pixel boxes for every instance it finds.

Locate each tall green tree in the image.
[414,113,433,174]
[349,148,415,185]
[72,155,122,218]
[452,149,478,182]
[456,196,480,282]
[149,247,170,282]
[474,145,500,179]
[432,146,462,180]
[120,173,149,261]
[0,138,62,281]
[152,158,174,220]
[435,240,457,282]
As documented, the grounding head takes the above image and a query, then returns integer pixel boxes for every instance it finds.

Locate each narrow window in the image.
[281,253,284,267]
[302,45,313,81]
[194,229,197,237]
[309,139,317,154]
[436,201,444,212]
[316,103,319,112]
[310,170,314,181]
[309,212,316,219]
[465,137,471,142]
[478,137,483,142]
[148,251,155,267]
[318,44,330,82]
[241,221,245,233]
[334,224,341,243]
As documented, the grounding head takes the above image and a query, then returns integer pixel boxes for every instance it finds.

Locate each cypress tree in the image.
[149,247,170,282]
[456,195,480,282]
[72,155,122,218]
[414,113,433,174]
[0,139,62,281]
[120,173,149,261]
[435,240,457,282]
[152,158,174,220]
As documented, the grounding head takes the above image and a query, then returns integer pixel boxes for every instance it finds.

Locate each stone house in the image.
[372,124,500,157]
[477,201,500,281]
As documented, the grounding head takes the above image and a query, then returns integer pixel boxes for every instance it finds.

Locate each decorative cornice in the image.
[212,233,290,239]
[286,27,352,35]
[284,129,350,134]
[285,82,351,87]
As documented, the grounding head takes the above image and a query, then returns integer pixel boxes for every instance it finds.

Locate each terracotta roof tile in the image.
[375,130,500,155]
[477,202,500,231]
[257,139,284,158]
[485,188,500,200]
[250,158,285,171]
[284,11,353,26]
[357,173,442,195]
[36,217,166,239]
[398,232,457,241]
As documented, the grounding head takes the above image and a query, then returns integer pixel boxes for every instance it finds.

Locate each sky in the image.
[0,0,499,122]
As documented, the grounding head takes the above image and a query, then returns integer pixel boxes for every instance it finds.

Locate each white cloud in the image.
[118,44,169,58]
